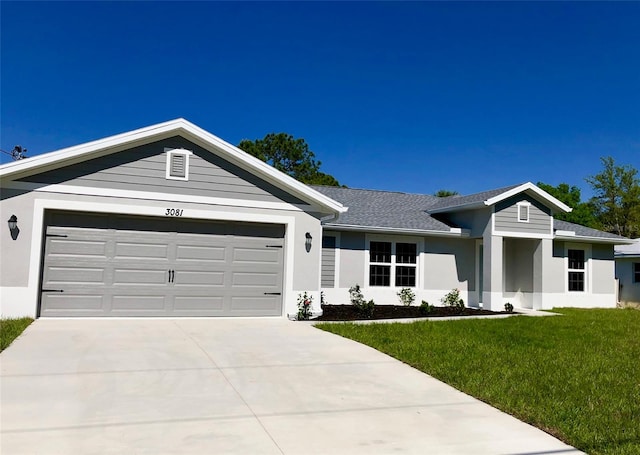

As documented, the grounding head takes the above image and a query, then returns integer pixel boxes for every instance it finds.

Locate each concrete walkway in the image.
[1,319,582,454]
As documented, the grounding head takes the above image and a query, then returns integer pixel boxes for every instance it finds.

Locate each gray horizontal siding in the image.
[321,236,336,287]
[494,195,552,235]
[20,136,305,205]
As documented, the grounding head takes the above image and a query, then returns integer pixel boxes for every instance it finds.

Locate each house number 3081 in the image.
[165,208,184,217]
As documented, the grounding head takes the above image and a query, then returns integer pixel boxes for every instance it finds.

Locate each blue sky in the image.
[2,1,638,199]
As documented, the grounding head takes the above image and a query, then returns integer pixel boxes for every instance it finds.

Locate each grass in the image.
[0,318,34,352]
[317,308,640,455]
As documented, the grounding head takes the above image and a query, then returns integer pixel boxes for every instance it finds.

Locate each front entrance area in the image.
[39,211,285,317]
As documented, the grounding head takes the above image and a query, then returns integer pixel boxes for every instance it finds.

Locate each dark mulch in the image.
[313,304,514,321]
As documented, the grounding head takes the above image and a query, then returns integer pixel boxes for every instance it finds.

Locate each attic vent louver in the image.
[165,148,192,181]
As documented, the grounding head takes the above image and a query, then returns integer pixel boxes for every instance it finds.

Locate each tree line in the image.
[238,133,639,238]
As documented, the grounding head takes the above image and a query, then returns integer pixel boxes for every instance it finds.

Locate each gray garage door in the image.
[39,211,284,317]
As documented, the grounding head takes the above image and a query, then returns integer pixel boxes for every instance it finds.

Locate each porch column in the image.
[533,238,552,310]
[482,233,503,311]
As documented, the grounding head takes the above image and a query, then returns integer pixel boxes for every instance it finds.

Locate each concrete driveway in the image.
[1,319,582,454]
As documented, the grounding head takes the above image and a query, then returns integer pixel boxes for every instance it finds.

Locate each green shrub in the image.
[349,284,375,319]
[397,288,415,306]
[297,292,313,320]
[504,302,514,313]
[420,300,434,315]
[441,288,465,313]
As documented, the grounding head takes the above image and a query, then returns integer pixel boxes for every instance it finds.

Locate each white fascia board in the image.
[554,234,635,245]
[322,223,470,237]
[0,118,347,215]
[484,182,572,213]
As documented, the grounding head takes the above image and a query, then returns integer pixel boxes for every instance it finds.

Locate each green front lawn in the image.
[0,318,33,352]
[317,308,640,455]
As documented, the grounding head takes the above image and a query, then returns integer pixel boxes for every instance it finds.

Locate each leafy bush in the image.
[349,284,375,319]
[297,292,313,320]
[420,300,434,315]
[397,288,415,306]
[504,302,514,313]
[441,288,465,313]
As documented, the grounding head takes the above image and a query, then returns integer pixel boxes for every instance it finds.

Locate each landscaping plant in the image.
[348,284,375,319]
[419,300,433,315]
[296,292,313,320]
[397,287,415,306]
[504,302,514,313]
[441,288,465,312]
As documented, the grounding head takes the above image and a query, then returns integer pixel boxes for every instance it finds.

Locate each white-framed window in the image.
[165,148,192,181]
[567,248,586,292]
[634,263,640,283]
[368,240,417,287]
[517,201,530,223]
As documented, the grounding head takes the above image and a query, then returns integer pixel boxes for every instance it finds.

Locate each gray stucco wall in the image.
[423,237,476,291]
[494,195,552,235]
[616,258,640,304]
[338,231,365,288]
[442,208,491,238]
[504,238,536,293]
[19,137,305,205]
[592,243,615,294]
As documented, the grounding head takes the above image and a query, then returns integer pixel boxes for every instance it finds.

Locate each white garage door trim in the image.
[27,198,297,317]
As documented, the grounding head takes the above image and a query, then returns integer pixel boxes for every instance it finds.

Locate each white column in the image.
[533,238,552,310]
[482,233,503,311]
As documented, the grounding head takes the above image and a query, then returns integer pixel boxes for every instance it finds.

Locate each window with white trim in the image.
[165,149,192,181]
[568,249,585,292]
[517,201,530,222]
[369,241,417,287]
[634,263,640,283]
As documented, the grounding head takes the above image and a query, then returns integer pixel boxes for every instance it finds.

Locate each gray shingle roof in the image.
[427,184,522,212]
[554,220,630,240]
[310,186,452,232]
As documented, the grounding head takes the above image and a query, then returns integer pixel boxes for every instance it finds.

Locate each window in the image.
[568,249,585,292]
[517,202,530,222]
[634,263,640,283]
[165,149,192,181]
[369,241,417,287]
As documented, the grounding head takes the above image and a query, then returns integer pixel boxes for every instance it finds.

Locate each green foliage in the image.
[586,157,640,238]
[537,182,598,228]
[237,133,341,186]
[296,292,313,320]
[504,302,514,313]
[441,288,465,312]
[317,308,640,455]
[419,300,434,315]
[397,287,415,306]
[0,318,33,352]
[348,284,375,319]
[434,189,459,197]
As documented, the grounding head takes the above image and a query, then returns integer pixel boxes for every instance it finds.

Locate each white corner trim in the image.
[484,182,572,213]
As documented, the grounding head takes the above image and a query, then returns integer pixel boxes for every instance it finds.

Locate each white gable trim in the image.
[484,182,572,213]
[0,118,347,215]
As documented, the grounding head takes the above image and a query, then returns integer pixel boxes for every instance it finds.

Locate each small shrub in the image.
[441,288,465,313]
[320,291,327,306]
[349,284,375,319]
[397,288,415,306]
[504,302,514,313]
[297,292,313,320]
[420,300,434,315]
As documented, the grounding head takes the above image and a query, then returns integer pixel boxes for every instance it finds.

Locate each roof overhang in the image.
[0,119,347,215]
[554,232,636,245]
[322,223,470,237]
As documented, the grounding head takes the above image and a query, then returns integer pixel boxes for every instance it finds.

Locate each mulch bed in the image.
[313,304,514,321]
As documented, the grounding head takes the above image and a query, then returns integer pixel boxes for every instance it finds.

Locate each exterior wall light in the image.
[8,214,19,240]
[305,232,312,252]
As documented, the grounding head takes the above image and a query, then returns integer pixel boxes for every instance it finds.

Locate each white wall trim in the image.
[6,181,307,212]
[27,198,297,318]
[493,230,554,240]
[364,233,423,295]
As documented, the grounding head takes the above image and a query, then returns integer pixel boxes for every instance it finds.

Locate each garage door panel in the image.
[40,211,284,317]
[111,296,167,311]
[113,268,167,285]
[175,245,225,262]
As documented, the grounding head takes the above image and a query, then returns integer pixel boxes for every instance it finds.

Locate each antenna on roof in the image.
[1,145,28,160]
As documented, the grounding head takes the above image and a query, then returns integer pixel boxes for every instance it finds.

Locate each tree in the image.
[536,182,598,228]
[586,156,640,238]
[434,190,459,197]
[237,133,341,186]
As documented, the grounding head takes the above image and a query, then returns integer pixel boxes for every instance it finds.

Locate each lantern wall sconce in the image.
[8,215,19,240]
[305,232,312,252]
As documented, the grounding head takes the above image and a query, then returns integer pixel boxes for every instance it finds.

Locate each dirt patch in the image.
[314,304,514,321]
